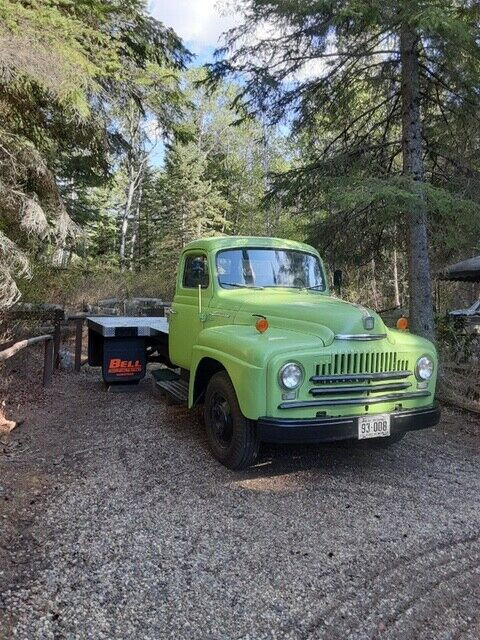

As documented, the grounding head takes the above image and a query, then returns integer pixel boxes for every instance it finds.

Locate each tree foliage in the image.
[85,68,295,279]
[0,0,189,306]
[1,0,479,324]
[209,0,480,334]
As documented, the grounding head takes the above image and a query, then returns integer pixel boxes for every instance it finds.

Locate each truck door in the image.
[168,251,211,369]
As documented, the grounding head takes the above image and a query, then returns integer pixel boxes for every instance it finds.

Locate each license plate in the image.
[358,414,391,439]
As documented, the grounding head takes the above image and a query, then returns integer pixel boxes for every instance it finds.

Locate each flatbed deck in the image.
[87,316,170,385]
[87,316,169,337]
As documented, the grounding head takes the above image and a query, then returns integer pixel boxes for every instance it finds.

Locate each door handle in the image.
[208,312,231,319]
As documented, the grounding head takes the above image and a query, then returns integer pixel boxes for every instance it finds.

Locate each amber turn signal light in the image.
[255,317,269,333]
[396,317,409,331]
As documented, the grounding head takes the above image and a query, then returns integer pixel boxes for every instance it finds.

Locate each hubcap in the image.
[209,392,233,448]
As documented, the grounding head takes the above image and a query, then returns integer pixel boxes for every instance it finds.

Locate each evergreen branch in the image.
[320,94,400,158]
[419,61,479,109]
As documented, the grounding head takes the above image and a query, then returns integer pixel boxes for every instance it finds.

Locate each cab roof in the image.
[182,236,319,255]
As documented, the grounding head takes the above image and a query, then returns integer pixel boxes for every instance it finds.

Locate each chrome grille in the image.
[312,350,412,391]
[316,351,410,378]
[277,350,432,410]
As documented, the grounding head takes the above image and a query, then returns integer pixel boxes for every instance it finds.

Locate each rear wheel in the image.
[204,371,260,470]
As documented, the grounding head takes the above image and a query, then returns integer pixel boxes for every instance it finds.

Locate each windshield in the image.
[216,248,325,291]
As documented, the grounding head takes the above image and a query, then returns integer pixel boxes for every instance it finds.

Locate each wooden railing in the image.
[0,334,54,386]
[1,302,171,388]
[51,311,87,373]
[0,312,87,387]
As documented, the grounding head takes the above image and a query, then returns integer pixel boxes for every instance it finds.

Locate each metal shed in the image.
[440,256,480,282]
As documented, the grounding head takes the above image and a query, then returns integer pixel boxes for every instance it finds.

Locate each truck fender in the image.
[189,347,267,420]
[188,324,324,420]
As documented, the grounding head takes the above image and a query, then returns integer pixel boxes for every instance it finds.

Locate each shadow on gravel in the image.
[161,400,432,484]
[225,439,407,486]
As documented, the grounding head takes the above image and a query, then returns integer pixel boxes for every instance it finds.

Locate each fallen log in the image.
[438,392,480,415]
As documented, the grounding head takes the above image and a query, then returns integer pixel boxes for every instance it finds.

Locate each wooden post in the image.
[74,318,83,372]
[53,309,64,369]
[43,338,53,387]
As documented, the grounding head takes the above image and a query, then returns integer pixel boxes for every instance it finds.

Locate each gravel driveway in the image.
[1,368,479,639]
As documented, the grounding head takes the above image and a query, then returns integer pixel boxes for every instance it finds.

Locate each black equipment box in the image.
[87,316,168,385]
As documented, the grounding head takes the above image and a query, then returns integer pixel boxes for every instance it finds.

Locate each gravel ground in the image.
[1,367,479,639]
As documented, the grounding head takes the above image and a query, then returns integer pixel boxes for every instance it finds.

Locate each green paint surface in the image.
[168,237,438,420]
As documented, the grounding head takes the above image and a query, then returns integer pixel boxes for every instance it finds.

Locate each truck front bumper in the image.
[257,404,441,444]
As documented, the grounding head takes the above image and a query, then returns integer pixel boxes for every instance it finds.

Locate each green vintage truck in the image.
[88,236,440,469]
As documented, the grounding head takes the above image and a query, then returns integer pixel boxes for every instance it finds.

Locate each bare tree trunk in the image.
[400,24,434,341]
[129,183,143,271]
[261,120,272,235]
[120,172,135,270]
[129,230,137,271]
[144,198,150,265]
[181,207,186,248]
[370,258,380,309]
[233,190,241,233]
[119,103,150,272]
[393,247,401,308]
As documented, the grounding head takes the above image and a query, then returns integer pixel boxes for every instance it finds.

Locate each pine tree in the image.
[212,0,480,339]
[161,142,231,257]
[0,0,189,305]
[181,68,291,237]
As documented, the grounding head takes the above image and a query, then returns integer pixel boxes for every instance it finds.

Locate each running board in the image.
[151,369,188,405]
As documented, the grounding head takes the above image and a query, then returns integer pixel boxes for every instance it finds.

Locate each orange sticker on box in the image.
[108,358,143,376]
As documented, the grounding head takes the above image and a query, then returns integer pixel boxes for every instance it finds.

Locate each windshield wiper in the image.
[263,285,303,289]
[221,282,264,290]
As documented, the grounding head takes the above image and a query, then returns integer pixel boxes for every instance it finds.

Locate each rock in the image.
[0,410,17,435]
[59,349,74,371]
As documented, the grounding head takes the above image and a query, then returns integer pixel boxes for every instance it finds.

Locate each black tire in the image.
[204,371,260,470]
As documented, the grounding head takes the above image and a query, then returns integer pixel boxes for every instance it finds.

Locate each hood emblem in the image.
[363,316,375,331]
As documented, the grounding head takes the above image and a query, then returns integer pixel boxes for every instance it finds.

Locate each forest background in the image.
[1,0,479,339]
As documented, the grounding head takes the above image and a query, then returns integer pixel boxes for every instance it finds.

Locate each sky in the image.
[148,0,239,62]
[148,1,329,76]
[147,1,241,166]
[146,1,316,166]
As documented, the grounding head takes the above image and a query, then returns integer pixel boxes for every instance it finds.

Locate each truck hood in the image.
[227,289,388,346]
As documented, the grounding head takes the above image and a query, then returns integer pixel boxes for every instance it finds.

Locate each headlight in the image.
[415,355,434,381]
[278,362,304,390]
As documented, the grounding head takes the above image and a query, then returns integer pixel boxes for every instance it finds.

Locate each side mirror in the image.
[333,270,343,295]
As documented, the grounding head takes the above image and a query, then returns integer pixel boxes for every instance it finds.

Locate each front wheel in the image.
[204,372,260,470]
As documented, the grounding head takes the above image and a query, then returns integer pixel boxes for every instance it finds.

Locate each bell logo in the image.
[108,358,142,376]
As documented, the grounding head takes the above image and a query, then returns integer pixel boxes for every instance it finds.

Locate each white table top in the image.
[87,316,169,337]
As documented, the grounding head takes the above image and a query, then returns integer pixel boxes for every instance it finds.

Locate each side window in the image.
[183,254,209,289]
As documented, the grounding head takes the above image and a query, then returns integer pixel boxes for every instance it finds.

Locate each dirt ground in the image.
[0,363,479,640]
